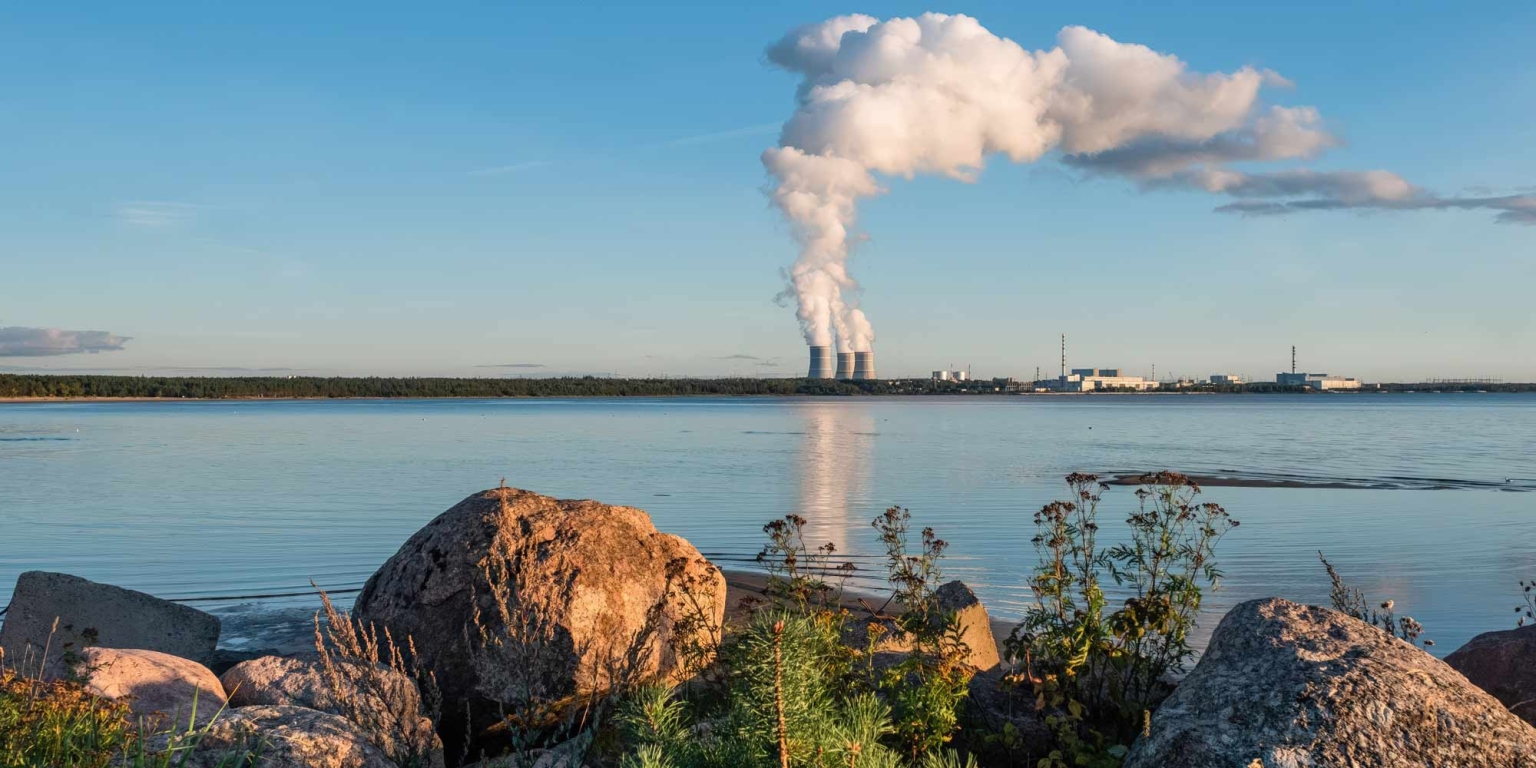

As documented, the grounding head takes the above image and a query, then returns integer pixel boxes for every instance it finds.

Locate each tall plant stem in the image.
[773,620,789,768]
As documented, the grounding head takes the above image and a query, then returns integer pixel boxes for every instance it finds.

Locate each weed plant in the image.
[1003,472,1237,765]
[1318,552,1430,646]
[312,585,443,767]
[1518,579,1535,628]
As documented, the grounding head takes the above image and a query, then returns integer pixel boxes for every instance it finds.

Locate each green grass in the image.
[0,668,260,768]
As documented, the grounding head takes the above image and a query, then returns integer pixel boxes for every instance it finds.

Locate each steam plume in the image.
[762,13,1533,348]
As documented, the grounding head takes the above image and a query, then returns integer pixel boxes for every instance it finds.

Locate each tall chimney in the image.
[835,352,855,379]
[853,351,876,380]
[807,346,834,379]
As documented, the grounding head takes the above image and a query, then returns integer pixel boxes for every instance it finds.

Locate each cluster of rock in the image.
[0,487,728,768]
[4,485,1536,768]
[0,571,416,767]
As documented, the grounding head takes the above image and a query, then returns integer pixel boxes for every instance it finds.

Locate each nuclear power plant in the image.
[808,347,875,380]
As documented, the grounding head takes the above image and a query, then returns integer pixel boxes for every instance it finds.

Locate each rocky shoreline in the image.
[3,485,1534,767]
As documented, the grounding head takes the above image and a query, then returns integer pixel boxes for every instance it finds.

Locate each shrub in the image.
[870,507,973,758]
[622,504,978,767]
[618,613,903,767]
[1005,472,1237,758]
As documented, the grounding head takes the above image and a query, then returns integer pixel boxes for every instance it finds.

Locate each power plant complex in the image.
[808,346,876,380]
[802,337,1368,392]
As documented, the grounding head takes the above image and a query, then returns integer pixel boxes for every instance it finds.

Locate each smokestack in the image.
[853,351,876,380]
[835,352,855,379]
[807,345,834,379]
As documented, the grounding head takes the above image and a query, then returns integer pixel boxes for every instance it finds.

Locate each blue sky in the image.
[2,1,1533,381]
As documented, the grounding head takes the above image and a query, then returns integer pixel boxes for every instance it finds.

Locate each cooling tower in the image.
[807,345,834,379]
[853,351,876,380]
[835,352,855,379]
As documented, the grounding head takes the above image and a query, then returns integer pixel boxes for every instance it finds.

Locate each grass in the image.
[0,658,259,768]
[0,617,262,768]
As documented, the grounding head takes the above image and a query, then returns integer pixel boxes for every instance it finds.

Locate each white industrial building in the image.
[932,370,970,382]
[1210,374,1244,385]
[1047,368,1158,392]
[1277,372,1361,390]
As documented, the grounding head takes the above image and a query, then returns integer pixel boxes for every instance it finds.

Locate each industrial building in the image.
[932,369,970,382]
[1210,374,1244,385]
[1276,372,1361,390]
[1046,368,1158,392]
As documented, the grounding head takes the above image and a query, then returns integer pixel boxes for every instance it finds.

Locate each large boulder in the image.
[187,705,398,768]
[1125,598,1536,768]
[0,571,219,675]
[354,487,725,749]
[1445,623,1536,725]
[76,647,226,729]
[221,654,440,766]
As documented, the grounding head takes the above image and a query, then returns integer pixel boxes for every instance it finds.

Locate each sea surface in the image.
[2,395,1533,656]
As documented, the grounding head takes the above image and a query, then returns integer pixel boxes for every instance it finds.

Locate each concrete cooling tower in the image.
[852,351,876,380]
[807,345,834,379]
[835,352,855,379]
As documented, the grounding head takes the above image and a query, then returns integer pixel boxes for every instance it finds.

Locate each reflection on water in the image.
[792,402,875,561]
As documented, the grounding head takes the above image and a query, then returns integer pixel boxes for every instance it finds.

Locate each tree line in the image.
[0,374,979,399]
[3,374,1530,399]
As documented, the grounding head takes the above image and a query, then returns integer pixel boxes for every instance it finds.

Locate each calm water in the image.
[2,395,1533,656]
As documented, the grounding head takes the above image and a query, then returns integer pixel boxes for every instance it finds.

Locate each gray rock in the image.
[221,654,441,767]
[354,487,725,754]
[1445,623,1536,725]
[936,581,1001,671]
[844,580,1000,671]
[187,705,398,768]
[76,647,226,729]
[0,571,219,675]
[1124,597,1536,768]
[208,647,283,676]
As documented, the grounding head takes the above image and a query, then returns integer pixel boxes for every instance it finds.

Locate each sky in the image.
[2,1,1533,382]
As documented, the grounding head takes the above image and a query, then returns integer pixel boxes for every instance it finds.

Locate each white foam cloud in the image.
[762,13,1533,350]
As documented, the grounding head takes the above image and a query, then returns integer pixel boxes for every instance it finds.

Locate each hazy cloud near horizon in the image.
[474,362,546,368]
[0,327,132,357]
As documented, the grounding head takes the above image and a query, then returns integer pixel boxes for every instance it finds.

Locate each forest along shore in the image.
[6,372,1536,400]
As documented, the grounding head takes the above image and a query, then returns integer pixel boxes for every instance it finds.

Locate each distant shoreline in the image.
[3,373,1533,400]
[2,390,1532,403]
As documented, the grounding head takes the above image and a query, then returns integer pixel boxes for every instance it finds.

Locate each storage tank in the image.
[807,346,834,379]
[835,352,855,379]
[853,351,877,380]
